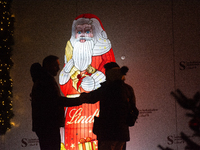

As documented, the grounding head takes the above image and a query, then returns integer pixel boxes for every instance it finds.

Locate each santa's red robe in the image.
[59,13,115,150]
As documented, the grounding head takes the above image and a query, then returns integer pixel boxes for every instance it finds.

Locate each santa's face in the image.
[75,24,93,42]
[72,25,94,71]
[70,20,111,71]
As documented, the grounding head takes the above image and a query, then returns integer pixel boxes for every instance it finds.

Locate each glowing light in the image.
[0,0,14,135]
[59,13,115,150]
[121,55,125,60]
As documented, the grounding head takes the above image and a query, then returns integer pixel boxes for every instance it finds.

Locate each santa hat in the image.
[71,13,106,38]
[74,13,105,30]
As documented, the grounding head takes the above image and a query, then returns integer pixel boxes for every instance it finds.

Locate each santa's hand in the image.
[91,71,106,89]
[81,76,95,91]
[81,71,106,91]
[59,70,71,85]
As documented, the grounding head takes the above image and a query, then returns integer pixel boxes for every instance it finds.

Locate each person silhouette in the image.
[81,62,137,150]
[30,55,84,150]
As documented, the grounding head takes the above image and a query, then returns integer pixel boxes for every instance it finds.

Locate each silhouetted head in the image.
[104,62,129,82]
[42,55,60,76]
[30,63,42,82]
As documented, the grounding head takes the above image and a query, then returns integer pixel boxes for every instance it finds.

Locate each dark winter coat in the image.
[31,69,81,132]
[82,80,136,141]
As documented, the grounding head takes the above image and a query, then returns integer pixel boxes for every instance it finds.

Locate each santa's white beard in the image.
[72,38,94,71]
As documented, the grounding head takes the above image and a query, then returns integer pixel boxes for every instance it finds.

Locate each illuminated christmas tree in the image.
[0,0,14,135]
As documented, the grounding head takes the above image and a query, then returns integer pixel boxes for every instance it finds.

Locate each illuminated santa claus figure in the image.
[59,14,115,150]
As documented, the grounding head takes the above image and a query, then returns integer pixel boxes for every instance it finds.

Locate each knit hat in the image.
[104,62,129,81]
[104,62,119,71]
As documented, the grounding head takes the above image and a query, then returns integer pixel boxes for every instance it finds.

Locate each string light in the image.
[0,0,14,135]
